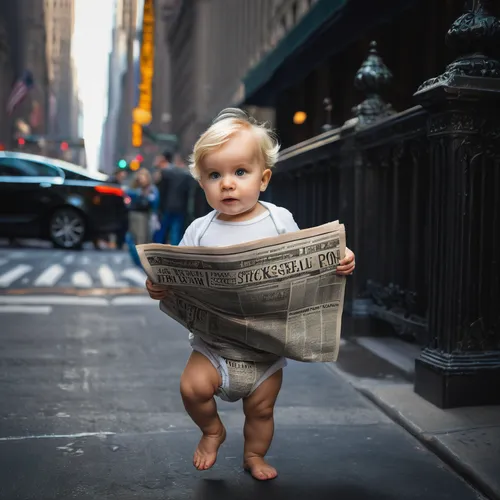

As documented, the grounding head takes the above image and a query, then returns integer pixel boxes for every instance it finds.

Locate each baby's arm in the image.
[279,206,355,275]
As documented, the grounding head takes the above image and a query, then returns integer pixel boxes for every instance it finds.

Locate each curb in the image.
[358,387,498,500]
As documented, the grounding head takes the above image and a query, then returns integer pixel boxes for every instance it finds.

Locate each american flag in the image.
[6,70,34,115]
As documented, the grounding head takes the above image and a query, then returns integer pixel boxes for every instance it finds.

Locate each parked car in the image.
[0,151,128,249]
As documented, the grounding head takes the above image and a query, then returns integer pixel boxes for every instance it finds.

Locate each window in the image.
[0,159,62,177]
[29,161,62,177]
[0,163,26,177]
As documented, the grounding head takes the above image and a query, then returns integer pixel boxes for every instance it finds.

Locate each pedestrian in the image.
[126,168,159,245]
[107,168,129,249]
[145,108,355,481]
[152,150,173,184]
[153,150,193,245]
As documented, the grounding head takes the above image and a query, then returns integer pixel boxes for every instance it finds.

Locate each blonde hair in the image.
[131,167,152,188]
[188,108,280,180]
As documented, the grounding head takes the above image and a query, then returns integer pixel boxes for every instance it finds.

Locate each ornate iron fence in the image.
[270,1,500,408]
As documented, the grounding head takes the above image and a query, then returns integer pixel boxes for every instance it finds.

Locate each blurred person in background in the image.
[153,150,173,184]
[107,168,129,249]
[126,168,159,245]
[109,167,128,186]
[154,152,193,245]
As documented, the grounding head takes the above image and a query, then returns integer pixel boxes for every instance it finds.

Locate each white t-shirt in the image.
[179,203,300,247]
[178,202,300,362]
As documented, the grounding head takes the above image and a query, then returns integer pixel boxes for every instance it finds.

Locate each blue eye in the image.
[209,172,220,180]
[235,169,246,176]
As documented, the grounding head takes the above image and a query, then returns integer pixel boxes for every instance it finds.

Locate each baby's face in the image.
[198,129,271,221]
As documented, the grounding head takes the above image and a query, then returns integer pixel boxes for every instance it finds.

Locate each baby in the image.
[146,108,355,481]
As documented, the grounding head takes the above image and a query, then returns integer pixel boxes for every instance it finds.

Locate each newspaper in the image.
[137,221,346,363]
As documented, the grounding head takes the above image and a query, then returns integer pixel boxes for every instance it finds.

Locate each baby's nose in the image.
[221,176,235,189]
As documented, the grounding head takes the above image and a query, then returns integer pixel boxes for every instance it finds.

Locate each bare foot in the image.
[193,426,226,470]
[244,456,278,481]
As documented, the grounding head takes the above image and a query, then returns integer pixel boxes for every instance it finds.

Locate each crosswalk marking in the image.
[0,251,146,289]
[98,265,117,287]
[33,264,64,287]
[121,268,146,286]
[0,264,33,287]
[71,271,92,288]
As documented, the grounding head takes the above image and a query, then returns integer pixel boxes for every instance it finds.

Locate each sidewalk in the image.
[331,338,500,500]
[0,305,488,499]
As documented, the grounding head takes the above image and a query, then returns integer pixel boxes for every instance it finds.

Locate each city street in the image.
[0,248,485,499]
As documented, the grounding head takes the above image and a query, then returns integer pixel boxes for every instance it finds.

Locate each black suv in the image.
[0,151,128,249]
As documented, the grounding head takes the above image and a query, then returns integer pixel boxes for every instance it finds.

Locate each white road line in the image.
[111,296,157,306]
[121,267,146,286]
[33,264,65,287]
[0,431,115,442]
[0,305,52,314]
[0,264,32,287]
[0,294,154,307]
[98,264,116,287]
[63,255,75,264]
[0,295,108,306]
[71,271,93,288]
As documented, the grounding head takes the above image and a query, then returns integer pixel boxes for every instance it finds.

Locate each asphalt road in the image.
[0,292,484,499]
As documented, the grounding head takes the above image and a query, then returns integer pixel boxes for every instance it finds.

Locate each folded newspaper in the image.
[137,221,346,363]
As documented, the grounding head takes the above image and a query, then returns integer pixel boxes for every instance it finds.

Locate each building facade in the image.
[44,0,77,140]
[101,0,139,173]
[0,0,50,148]
[150,0,176,137]
[101,0,135,174]
[166,0,319,156]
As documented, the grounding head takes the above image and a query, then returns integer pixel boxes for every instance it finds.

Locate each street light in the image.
[293,111,307,125]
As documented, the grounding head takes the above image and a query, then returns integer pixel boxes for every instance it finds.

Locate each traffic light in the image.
[136,154,144,163]
[129,159,140,171]
[60,141,69,151]
[118,159,127,169]
[17,137,25,146]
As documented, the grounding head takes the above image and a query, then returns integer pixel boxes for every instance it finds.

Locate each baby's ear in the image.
[260,168,272,191]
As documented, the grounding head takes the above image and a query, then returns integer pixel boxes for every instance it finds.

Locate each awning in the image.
[242,0,418,107]
[243,0,347,103]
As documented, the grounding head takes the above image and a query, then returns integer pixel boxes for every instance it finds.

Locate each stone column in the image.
[413,0,500,408]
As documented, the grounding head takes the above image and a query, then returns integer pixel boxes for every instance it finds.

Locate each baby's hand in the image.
[145,278,171,300]
[336,247,355,276]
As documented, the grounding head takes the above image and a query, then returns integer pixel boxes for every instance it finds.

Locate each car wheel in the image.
[49,207,86,249]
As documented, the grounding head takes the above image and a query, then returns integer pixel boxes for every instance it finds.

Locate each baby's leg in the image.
[180,351,225,470]
[242,368,283,480]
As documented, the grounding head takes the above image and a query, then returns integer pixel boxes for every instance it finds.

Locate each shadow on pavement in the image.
[193,478,397,500]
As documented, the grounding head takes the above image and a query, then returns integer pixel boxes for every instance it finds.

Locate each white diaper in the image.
[190,337,287,402]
